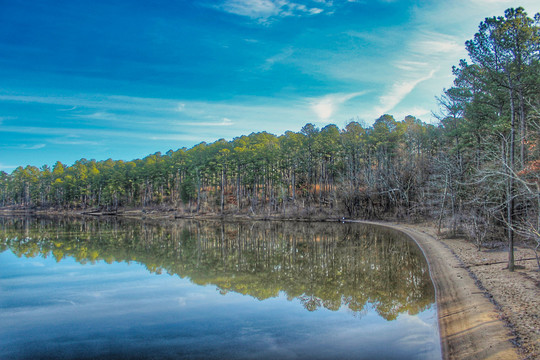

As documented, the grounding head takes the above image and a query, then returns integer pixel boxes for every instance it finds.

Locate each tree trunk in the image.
[196,170,201,214]
[220,167,225,215]
[518,86,526,168]
[507,84,516,272]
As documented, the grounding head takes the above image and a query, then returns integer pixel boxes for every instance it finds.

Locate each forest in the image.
[1,8,540,269]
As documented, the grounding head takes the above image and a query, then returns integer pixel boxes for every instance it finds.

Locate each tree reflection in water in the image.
[0,217,434,320]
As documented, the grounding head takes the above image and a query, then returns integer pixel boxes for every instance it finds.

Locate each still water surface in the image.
[0,217,441,359]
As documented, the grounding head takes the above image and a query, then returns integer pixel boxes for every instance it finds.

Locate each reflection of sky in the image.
[0,251,441,360]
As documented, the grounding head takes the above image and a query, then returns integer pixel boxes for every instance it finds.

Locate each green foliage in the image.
[180,177,196,203]
[0,115,452,217]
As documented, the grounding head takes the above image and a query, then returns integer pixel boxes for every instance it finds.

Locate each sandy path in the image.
[356,221,520,360]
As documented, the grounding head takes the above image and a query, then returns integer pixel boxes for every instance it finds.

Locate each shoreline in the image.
[356,221,521,360]
[1,209,537,359]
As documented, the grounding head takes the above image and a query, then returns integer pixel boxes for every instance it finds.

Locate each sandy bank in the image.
[356,221,524,360]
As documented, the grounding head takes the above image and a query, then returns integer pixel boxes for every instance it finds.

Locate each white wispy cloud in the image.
[221,0,280,19]
[218,0,328,21]
[390,31,462,78]
[183,118,234,127]
[394,60,429,72]
[0,94,79,106]
[468,0,509,4]
[411,32,462,55]
[1,143,47,151]
[57,106,77,112]
[263,47,294,70]
[49,138,102,146]
[311,91,368,121]
[0,125,185,141]
[356,27,466,121]
[0,94,174,113]
[23,143,46,150]
[0,92,321,146]
[74,111,118,121]
[374,69,436,116]
[0,162,18,172]
[0,115,18,125]
[148,134,204,141]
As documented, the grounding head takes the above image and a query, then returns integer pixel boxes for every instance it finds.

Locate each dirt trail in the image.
[356,221,520,360]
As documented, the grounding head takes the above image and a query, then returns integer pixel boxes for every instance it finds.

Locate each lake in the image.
[0,217,441,360]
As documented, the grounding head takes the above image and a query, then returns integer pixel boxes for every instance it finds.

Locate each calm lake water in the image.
[0,217,441,360]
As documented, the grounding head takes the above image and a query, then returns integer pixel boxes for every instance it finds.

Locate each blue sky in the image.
[1,0,539,171]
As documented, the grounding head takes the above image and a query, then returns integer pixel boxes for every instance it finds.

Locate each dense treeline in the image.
[1,7,540,268]
[0,115,439,218]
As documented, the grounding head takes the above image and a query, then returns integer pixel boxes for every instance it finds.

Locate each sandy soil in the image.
[440,235,540,360]
[364,221,539,360]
